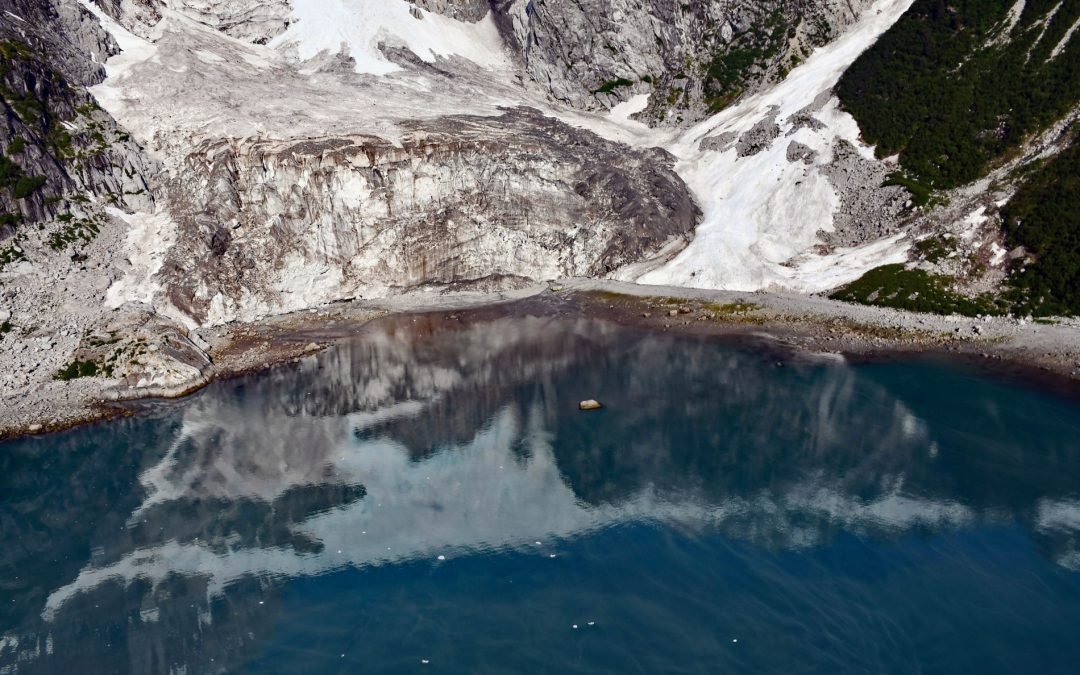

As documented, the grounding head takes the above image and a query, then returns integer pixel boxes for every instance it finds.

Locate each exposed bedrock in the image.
[496,0,876,124]
[91,0,293,43]
[157,108,701,325]
[411,0,492,22]
[1,0,154,238]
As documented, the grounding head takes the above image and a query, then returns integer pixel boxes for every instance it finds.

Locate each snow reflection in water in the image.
[4,308,1080,673]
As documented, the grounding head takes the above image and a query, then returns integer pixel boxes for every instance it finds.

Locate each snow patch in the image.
[959,206,988,241]
[1049,14,1080,60]
[104,208,181,316]
[990,242,1007,266]
[270,0,510,76]
[990,0,1025,47]
[1028,2,1063,59]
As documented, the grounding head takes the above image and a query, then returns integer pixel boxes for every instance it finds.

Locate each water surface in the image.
[3,307,1080,673]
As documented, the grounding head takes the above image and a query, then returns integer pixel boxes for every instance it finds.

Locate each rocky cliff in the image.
[499,0,876,125]
[1,0,152,240]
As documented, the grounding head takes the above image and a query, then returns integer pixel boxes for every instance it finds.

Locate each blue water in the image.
[3,308,1080,673]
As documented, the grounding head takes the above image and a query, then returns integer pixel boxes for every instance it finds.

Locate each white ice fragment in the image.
[437,555,446,561]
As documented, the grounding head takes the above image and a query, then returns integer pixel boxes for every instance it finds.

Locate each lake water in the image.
[3,306,1080,673]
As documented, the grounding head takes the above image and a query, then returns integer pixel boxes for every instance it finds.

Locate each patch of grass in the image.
[883,172,932,207]
[592,78,635,95]
[6,135,25,155]
[12,175,46,199]
[1001,128,1080,316]
[700,301,761,315]
[913,235,953,263]
[54,359,100,381]
[831,264,1007,317]
[48,215,101,249]
[84,333,121,347]
[0,244,27,269]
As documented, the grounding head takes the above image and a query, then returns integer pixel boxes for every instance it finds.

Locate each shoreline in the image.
[2,279,1078,440]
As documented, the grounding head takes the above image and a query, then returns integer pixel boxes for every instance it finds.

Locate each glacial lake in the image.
[3,306,1080,674]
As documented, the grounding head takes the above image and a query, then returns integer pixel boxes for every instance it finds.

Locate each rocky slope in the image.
[0,0,152,237]
[828,0,1080,317]
[500,0,877,125]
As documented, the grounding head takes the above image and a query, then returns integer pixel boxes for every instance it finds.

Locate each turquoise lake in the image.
[3,306,1080,673]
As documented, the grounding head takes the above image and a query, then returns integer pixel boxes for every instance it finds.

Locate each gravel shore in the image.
[2,279,1078,439]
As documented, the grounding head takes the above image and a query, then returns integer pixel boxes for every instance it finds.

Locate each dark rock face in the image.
[0,0,153,242]
[157,108,701,324]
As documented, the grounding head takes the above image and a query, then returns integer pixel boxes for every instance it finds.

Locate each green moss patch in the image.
[54,359,100,381]
[831,264,1007,317]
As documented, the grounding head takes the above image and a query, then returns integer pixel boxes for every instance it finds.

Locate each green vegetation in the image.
[6,135,25,155]
[0,153,19,184]
[831,264,1007,316]
[48,214,102,249]
[703,12,793,111]
[0,39,34,61]
[837,0,1080,189]
[592,77,635,95]
[0,320,12,337]
[0,244,27,269]
[0,153,44,199]
[12,175,45,199]
[1001,134,1080,315]
[883,172,933,208]
[54,358,99,380]
[913,235,954,264]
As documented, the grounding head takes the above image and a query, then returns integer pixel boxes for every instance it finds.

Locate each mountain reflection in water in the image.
[3,307,1080,673]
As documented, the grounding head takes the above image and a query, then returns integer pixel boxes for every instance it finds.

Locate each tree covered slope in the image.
[837,0,1080,188]
[834,0,1080,315]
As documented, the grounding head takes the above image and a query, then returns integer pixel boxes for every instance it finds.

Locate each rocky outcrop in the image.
[1,0,154,241]
[497,0,876,125]
[92,0,292,43]
[157,108,700,325]
[819,139,909,247]
[412,0,491,22]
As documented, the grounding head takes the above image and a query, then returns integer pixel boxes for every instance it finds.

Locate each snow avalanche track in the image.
[79,0,916,319]
[633,0,918,292]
